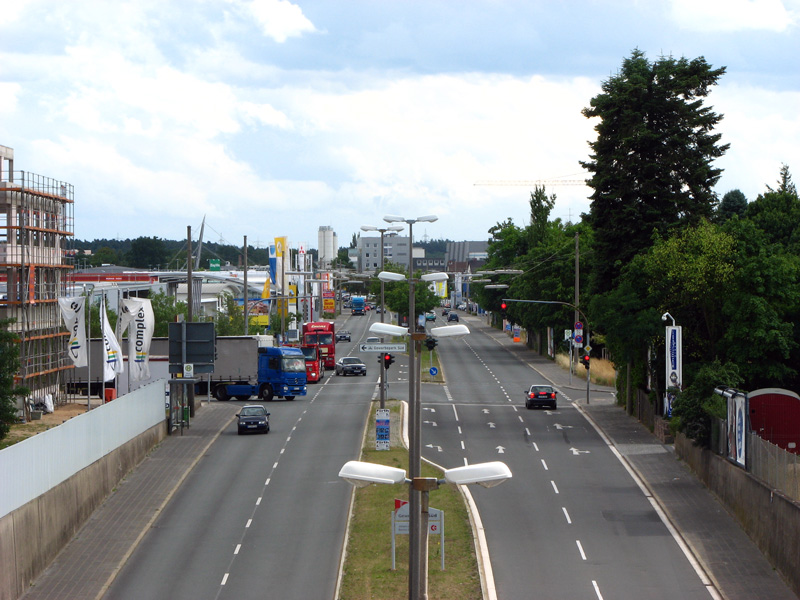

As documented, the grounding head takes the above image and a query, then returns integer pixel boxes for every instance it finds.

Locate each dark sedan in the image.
[524,385,557,409]
[335,356,367,376]
[237,405,270,434]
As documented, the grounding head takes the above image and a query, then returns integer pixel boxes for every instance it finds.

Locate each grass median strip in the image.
[338,400,482,600]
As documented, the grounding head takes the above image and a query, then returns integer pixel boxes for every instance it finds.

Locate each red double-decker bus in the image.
[302,321,336,369]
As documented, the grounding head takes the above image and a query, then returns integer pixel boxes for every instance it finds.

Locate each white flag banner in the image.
[100,296,124,381]
[58,297,88,367]
[120,298,155,381]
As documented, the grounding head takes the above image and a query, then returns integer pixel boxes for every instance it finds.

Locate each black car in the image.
[524,385,557,409]
[336,330,352,342]
[447,312,459,322]
[237,405,270,434]
[335,356,367,376]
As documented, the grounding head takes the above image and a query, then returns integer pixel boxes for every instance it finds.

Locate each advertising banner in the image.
[727,392,747,467]
[119,298,155,381]
[666,326,682,390]
[100,296,125,381]
[58,297,88,367]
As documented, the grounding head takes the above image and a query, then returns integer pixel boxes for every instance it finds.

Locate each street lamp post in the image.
[362,224,404,409]
[382,214,438,600]
[358,318,487,600]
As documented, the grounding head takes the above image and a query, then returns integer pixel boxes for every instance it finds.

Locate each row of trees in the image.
[473,50,799,446]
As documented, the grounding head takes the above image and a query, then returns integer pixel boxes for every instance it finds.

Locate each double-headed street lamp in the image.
[345,313,508,600]
[361,224,405,409]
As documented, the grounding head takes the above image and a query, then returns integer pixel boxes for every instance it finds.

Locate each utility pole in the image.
[186,225,195,417]
[243,236,249,335]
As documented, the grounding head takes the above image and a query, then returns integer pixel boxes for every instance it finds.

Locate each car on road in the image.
[365,336,380,344]
[441,308,449,316]
[425,311,436,321]
[335,356,367,376]
[525,385,557,409]
[237,405,270,434]
[336,330,351,342]
[447,312,459,322]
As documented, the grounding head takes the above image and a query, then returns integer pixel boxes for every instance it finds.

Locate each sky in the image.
[1,0,798,252]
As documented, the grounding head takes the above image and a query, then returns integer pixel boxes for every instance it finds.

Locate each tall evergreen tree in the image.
[581,49,729,293]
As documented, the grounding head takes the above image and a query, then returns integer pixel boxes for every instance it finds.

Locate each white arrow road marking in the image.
[488,422,496,428]
[570,447,591,455]
[425,444,443,452]
[482,409,490,414]
[423,420,438,426]
[423,407,436,413]
[554,423,573,430]
[496,446,506,453]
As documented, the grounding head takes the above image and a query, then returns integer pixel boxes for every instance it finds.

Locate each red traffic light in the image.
[500,302,507,310]
[383,353,395,369]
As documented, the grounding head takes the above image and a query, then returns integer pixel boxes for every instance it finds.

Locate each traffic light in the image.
[580,354,590,370]
[383,353,395,369]
[500,302,507,319]
[425,337,437,351]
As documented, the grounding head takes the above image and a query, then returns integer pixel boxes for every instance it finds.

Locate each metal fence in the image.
[747,432,800,502]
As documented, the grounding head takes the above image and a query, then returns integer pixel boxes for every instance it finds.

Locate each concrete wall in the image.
[676,433,800,597]
[0,418,165,600]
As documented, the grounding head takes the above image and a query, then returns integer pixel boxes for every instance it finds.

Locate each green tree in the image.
[149,290,189,337]
[715,189,747,223]
[671,359,742,446]
[90,246,120,267]
[332,248,354,270]
[745,165,800,251]
[126,236,167,269]
[1,319,29,439]
[215,292,261,336]
[581,49,729,294]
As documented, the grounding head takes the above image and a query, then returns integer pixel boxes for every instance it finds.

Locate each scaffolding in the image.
[1,149,75,414]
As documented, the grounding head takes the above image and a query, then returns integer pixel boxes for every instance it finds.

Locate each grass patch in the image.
[555,352,617,386]
[339,400,482,600]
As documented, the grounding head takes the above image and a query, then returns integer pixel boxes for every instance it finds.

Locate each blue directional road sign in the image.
[429,367,438,376]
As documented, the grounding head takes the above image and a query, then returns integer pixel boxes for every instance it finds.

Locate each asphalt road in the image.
[105,308,714,599]
[424,311,712,600]
[105,312,380,600]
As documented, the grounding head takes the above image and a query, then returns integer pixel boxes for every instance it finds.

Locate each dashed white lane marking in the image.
[576,540,587,560]
[562,507,572,524]
[551,480,560,494]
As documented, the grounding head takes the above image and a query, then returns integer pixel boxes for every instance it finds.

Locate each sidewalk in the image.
[21,402,239,600]
[470,314,797,600]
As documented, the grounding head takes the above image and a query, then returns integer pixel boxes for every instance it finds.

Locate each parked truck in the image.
[351,296,366,315]
[199,336,307,401]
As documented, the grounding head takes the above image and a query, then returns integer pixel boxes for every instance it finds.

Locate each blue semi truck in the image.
[208,339,307,401]
[351,296,366,315]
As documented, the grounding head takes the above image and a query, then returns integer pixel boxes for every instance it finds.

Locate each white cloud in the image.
[247,0,317,43]
[670,0,798,32]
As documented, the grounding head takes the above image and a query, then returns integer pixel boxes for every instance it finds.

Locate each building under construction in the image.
[0,145,74,415]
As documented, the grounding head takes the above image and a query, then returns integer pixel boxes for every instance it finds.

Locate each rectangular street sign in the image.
[359,343,407,352]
